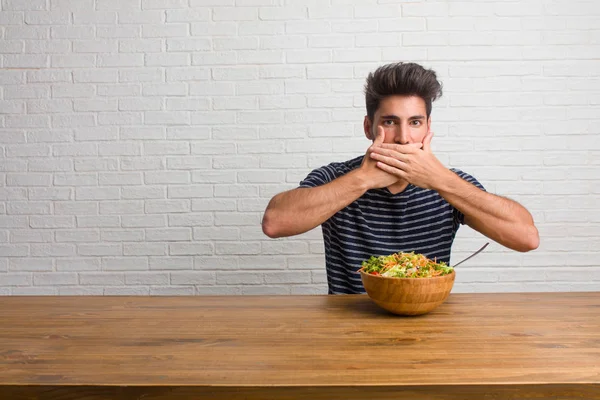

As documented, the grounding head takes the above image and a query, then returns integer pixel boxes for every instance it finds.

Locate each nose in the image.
[394,125,410,145]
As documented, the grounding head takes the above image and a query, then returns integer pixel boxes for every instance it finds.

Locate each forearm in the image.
[435,170,539,252]
[262,169,369,238]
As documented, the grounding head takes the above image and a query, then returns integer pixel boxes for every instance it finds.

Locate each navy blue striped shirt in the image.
[299,155,486,295]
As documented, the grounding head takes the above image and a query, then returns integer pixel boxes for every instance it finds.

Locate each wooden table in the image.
[1,293,599,399]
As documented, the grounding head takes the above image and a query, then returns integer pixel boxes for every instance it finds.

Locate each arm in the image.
[435,170,539,252]
[370,132,540,252]
[262,169,368,238]
[262,127,404,238]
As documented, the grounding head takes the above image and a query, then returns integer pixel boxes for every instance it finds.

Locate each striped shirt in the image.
[299,155,486,295]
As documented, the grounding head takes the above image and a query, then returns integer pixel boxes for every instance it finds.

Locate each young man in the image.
[262,62,539,294]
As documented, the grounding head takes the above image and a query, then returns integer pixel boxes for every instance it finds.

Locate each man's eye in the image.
[411,120,421,126]
[383,120,394,126]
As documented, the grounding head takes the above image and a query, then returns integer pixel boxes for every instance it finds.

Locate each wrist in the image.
[347,169,371,194]
[431,167,456,193]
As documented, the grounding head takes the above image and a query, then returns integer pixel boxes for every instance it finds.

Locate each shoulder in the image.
[299,155,363,188]
[449,167,475,179]
[329,155,363,175]
[449,168,486,191]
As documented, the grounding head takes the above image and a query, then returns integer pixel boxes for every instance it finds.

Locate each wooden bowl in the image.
[359,269,455,316]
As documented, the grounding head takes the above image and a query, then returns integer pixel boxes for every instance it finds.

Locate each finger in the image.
[370,147,410,162]
[370,152,409,170]
[423,131,434,153]
[379,143,422,154]
[375,160,408,179]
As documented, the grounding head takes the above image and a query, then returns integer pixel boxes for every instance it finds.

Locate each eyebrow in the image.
[381,114,426,120]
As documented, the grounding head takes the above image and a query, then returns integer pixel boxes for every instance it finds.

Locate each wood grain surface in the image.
[1,293,599,399]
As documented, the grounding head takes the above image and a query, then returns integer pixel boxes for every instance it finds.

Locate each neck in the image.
[387,180,409,195]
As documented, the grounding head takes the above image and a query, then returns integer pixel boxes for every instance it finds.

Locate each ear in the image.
[427,117,432,134]
[363,116,373,141]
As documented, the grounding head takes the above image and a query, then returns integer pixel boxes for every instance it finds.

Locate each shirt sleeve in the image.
[450,169,486,226]
[298,163,340,188]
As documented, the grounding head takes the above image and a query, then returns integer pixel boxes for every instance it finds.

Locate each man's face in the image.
[364,95,431,145]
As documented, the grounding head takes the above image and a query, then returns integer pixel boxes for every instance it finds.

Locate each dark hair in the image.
[364,62,442,121]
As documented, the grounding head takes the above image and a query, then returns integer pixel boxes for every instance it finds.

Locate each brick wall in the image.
[1,0,599,295]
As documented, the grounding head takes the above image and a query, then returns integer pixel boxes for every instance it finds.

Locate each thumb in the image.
[374,125,385,145]
[423,131,434,152]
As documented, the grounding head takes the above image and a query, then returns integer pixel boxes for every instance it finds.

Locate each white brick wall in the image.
[1,0,599,295]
